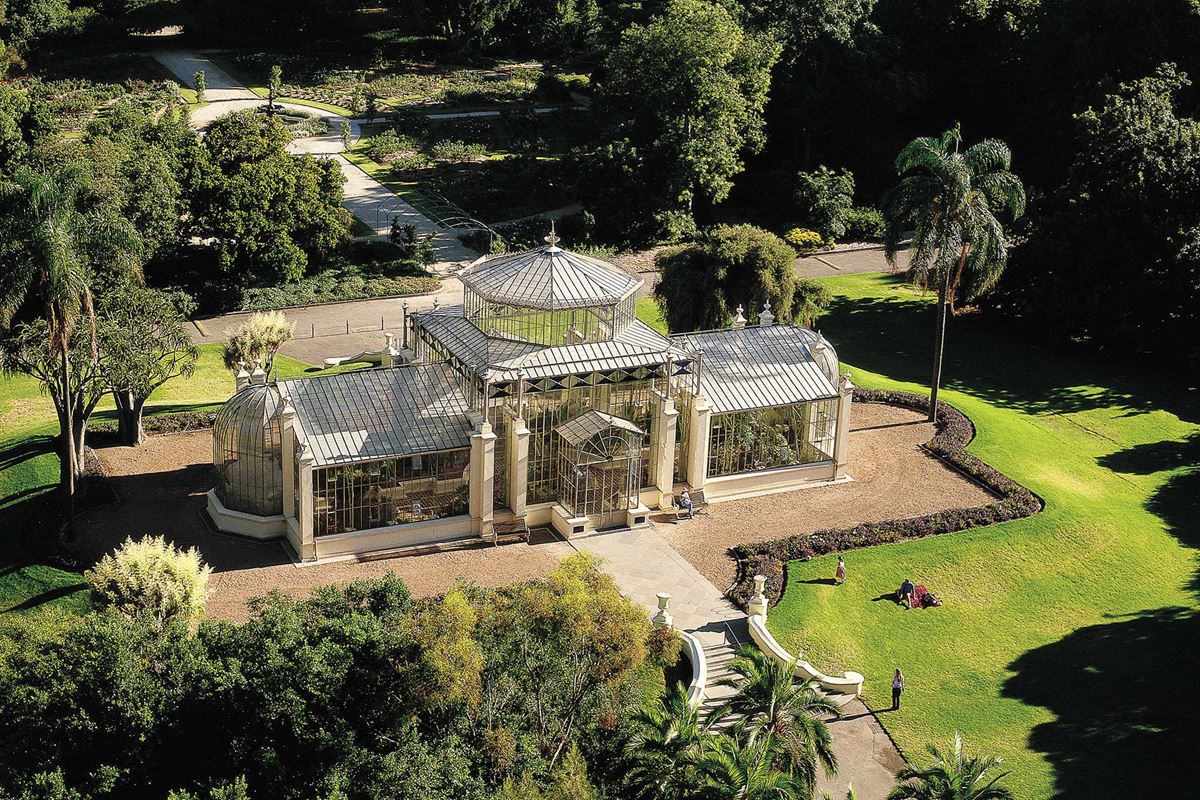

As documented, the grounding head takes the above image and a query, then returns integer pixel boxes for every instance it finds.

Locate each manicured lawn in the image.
[768,274,1199,798]
[0,345,337,615]
[637,296,667,334]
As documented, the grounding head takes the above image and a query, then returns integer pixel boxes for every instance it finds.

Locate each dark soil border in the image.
[726,389,1044,609]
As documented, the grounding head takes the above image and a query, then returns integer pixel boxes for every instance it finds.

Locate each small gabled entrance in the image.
[554,411,645,530]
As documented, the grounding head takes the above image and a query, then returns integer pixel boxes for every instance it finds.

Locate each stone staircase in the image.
[698,638,859,730]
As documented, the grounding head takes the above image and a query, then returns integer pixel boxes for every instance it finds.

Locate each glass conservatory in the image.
[208,231,856,561]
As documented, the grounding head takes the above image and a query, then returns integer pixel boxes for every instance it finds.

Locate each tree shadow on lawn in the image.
[824,278,1199,423]
[1003,606,1200,799]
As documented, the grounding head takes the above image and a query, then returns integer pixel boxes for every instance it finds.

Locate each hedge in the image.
[90,411,217,437]
[726,389,1043,609]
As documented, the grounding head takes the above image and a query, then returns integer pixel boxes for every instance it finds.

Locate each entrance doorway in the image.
[555,411,644,528]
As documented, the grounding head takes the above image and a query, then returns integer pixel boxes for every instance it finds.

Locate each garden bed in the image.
[725,390,1043,609]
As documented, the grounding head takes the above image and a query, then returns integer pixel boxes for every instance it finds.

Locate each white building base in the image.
[206,489,286,540]
[699,462,852,503]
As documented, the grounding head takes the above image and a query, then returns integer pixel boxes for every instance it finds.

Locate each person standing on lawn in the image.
[835,555,846,585]
[892,669,905,710]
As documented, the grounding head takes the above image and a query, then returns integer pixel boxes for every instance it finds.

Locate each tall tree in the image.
[602,0,780,227]
[98,286,198,445]
[624,682,714,799]
[718,645,839,795]
[0,166,140,512]
[881,124,1024,420]
[886,733,1012,800]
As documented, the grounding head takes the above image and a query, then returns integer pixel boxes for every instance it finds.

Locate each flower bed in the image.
[726,390,1043,609]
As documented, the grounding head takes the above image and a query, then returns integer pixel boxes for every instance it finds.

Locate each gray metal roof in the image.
[278,366,473,466]
[413,308,686,381]
[672,325,840,414]
[460,245,642,309]
[555,411,644,446]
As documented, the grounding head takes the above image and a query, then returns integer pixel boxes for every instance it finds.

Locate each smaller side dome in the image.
[809,332,840,384]
[212,383,285,516]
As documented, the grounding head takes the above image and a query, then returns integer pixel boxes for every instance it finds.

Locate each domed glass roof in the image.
[212,382,284,516]
[460,238,641,311]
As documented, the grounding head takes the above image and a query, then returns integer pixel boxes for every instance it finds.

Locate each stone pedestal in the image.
[747,574,769,619]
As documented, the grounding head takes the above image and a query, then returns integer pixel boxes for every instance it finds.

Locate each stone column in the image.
[654,394,678,509]
[508,416,530,518]
[834,373,855,479]
[281,400,296,520]
[469,421,497,535]
[296,447,316,562]
[686,396,712,490]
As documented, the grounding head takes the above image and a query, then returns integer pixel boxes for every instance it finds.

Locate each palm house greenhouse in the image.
[207,234,855,562]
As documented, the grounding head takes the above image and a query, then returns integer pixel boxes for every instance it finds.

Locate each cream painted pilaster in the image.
[508,416,530,519]
[296,448,316,561]
[469,421,497,535]
[686,396,712,490]
[834,373,855,479]
[654,395,678,508]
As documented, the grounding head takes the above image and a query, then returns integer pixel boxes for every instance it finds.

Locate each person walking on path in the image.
[835,555,846,585]
[892,669,905,710]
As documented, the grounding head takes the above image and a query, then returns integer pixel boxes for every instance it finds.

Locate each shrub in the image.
[429,139,487,162]
[795,165,854,240]
[842,206,885,241]
[366,129,418,162]
[653,209,699,243]
[726,390,1043,609]
[537,72,590,101]
[784,227,827,253]
[85,536,212,628]
[390,152,431,173]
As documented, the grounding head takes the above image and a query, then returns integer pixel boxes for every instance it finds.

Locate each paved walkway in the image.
[795,246,908,279]
[153,50,478,264]
[570,525,902,799]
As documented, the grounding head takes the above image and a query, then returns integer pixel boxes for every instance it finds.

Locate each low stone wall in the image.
[747,613,864,696]
[727,390,1043,609]
[679,630,707,709]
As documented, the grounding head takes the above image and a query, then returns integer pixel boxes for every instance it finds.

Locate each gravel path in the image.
[75,402,992,623]
[78,431,571,623]
[656,402,997,591]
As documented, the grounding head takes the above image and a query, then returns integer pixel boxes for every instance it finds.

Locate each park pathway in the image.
[571,524,903,800]
[152,50,478,264]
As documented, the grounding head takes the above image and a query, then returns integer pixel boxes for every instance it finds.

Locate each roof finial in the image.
[732,305,747,329]
[758,299,775,326]
[544,219,560,249]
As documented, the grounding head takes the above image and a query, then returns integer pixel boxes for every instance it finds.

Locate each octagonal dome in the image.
[460,241,641,311]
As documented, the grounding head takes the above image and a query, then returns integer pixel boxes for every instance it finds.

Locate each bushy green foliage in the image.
[190,110,350,286]
[993,63,1200,369]
[599,0,781,239]
[655,224,797,332]
[842,206,884,241]
[85,536,212,628]
[365,129,419,163]
[429,138,488,162]
[0,561,668,799]
[784,227,827,253]
[795,165,855,241]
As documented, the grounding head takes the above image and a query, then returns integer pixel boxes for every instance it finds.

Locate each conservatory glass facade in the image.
[209,233,853,562]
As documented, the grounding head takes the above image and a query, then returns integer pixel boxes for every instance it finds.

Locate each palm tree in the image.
[624,682,712,800]
[886,733,1013,800]
[694,733,806,800]
[0,167,140,515]
[719,645,840,794]
[881,124,1025,421]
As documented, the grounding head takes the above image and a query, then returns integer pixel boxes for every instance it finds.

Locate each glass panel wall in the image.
[312,449,470,536]
[707,399,836,477]
[495,377,660,505]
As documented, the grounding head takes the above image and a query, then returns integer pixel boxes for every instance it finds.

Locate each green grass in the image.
[637,296,667,334]
[768,274,1199,798]
[0,345,337,616]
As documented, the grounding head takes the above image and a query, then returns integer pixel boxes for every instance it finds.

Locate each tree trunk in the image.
[929,269,952,423]
[114,390,147,445]
[60,342,77,536]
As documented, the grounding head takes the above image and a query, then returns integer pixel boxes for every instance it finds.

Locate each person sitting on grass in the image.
[897,578,916,608]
